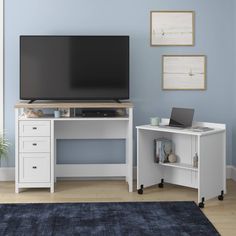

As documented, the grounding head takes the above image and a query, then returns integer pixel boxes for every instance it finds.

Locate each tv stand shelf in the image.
[19,117,130,121]
[15,101,133,193]
[158,162,198,172]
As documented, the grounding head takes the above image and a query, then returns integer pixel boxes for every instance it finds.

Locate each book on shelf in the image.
[154,138,172,163]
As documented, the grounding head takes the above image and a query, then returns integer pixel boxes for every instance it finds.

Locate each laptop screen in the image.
[169,108,194,128]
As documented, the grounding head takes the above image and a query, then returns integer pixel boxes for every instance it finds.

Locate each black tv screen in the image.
[20,36,129,100]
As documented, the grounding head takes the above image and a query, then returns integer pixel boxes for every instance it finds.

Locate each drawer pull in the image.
[32,166,37,169]
[32,143,37,146]
[32,127,37,130]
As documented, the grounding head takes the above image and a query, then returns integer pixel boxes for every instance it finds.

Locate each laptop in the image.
[165,107,195,129]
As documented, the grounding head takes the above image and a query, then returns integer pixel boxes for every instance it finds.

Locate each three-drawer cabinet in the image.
[16,120,52,192]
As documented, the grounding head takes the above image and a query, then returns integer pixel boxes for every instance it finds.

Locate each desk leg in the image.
[51,120,55,193]
[15,186,19,194]
[50,185,54,193]
[125,138,128,183]
[54,136,57,184]
[127,108,133,192]
[15,108,19,194]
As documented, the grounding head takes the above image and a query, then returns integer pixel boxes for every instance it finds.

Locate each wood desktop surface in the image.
[15,101,133,109]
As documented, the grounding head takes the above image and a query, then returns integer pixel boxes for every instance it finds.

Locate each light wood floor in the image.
[0,180,235,236]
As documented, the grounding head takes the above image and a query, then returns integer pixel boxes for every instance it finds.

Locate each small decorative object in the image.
[154,138,172,163]
[24,109,44,118]
[151,11,194,46]
[116,109,126,117]
[168,153,177,163]
[0,133,9,167]
[193,153,198,168]
[150,117,160,126]
[37,110,44,117]
[59,108,70,118]
[54,109,60,118]
[162,55,206,90]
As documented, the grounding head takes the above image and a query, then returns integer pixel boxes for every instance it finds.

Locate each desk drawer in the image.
[19,153,50,183]
[19,121,50,137]
[20,137,50,153]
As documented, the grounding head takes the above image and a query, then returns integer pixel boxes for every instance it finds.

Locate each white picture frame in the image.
[151,11,195,46]
[162,55,206,90]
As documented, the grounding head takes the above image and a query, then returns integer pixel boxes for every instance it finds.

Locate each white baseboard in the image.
[0,166,235,182]
[226,165,232,179]
[133,167,137,179]
[0,168,14,181]
[226,165,236,181]
[230,165,236,181]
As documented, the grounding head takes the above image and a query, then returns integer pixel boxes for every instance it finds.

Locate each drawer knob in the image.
[32,166,37,169]
[32,143,37,146]
[32,127,37,130]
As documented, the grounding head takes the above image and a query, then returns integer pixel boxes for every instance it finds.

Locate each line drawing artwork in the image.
[151,11,194,46]
[162,56,206,90]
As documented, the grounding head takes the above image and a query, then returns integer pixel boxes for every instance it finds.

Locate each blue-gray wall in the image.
[233,0,236,167]
[4,0,235,167]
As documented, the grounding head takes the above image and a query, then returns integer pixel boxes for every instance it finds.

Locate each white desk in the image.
[136,119,226,208]
[15,102,133,193]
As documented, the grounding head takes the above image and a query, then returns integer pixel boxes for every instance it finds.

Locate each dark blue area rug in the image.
[0,201,219,236]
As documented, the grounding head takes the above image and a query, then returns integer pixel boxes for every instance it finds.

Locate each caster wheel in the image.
[138,189,143,195]
[158,183,164,188]
[198,202,204,208]
[218,191,224,201]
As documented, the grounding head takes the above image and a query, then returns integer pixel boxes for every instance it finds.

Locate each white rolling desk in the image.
[15,102,133,193]
[136,119,226,208]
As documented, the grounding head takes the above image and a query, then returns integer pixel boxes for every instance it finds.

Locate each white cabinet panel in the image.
[198,133,226,201]
[19,121,50,137]
[20,137,50,153]
[19,153,50,183]
[163,168,198,188]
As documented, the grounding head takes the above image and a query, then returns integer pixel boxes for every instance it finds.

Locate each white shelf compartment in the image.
[18,116,129,121]
[157,162,198,172]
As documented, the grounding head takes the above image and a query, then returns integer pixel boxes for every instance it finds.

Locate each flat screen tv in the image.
[20,36,129,101]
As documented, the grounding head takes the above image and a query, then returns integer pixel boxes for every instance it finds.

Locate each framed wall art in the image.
[162,55,206,90]
[151,11,195,46]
